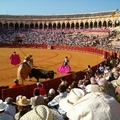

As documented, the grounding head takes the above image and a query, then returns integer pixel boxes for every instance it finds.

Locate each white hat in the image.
[104,70,109,74]
[66,92,120,120]
[20,105,64,120]
[36,82,42,86]
[85,84,93,93]
[0,99,7,112]
[14,78,18,83]
[48,88,55,94]
[59,88,85,113]
[111,76,120,87]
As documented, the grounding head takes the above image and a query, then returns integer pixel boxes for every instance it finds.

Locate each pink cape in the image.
[9,54,21,65]
[57,64,71,73]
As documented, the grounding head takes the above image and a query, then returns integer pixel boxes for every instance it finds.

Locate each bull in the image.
[29,68,55,82]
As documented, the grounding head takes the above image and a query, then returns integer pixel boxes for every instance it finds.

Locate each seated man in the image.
[30,89,45,108]
[33,82,47,97]
[48,84,68,113]
[12,78,22,88]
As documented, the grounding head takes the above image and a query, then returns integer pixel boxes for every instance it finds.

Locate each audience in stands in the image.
[1,28,120,120]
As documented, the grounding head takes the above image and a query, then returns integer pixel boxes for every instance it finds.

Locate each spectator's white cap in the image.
[49,88,55,94]
[36,82,41,86]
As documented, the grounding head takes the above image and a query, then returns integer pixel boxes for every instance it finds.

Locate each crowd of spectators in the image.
[1,29,120,119]
[0,29,120,51]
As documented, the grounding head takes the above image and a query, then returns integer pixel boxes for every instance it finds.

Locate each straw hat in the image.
[0,99,7,112]
[17,96,30,106]
[20,105,64,120]
[59,88,85,113]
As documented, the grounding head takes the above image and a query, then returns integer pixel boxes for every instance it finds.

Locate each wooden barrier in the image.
[0,86,9,99]
[2,85,29,101]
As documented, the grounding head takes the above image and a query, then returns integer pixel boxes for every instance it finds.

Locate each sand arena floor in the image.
[0,48,104,87]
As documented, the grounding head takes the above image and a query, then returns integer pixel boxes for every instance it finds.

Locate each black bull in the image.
[29,68,56,82]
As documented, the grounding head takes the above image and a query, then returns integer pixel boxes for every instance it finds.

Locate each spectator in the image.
[4,97,16,119]
[59,88,85,115]
[78,80,84,89]
[66,85,120,120]
[33,82,47,97]
[47,88,56,103]
[98,63,104,74]
[59,76,69,89]
[98,78,116,98]
[0,99,14,120]
[67,81,78,93]
[15,96,31,120]
[85,76,98,93]
[48,84,68,112]
[12,78,22,88]
[86,65,93,77]
[30,89,45,109]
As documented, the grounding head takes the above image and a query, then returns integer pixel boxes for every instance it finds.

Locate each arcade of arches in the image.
[0,10,120,30]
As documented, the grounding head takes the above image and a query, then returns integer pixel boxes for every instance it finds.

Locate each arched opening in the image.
[98,21,102,28]
[62,23,65,29]
[76,22,79,29]
[66,22,70,29]
[103,21,107,28]
[20,23,24,29]
[94,21,97,28]
[39,23,43,29]
[57,23,61,29]
[30,23,34,29]
[71,23,74,29]
[53,23,56,30]
[108,20,112,28]
[48,23,52,29]
[90,22,93,28]
[25,23,29,29]
[4,23,8,29]
[44,23,47,29]
[85,22,89,29]
[80,22,84,29]
[9,23,14,29]
[0,23,2,29]
[35,23,38,29]
[15,23,19,30]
